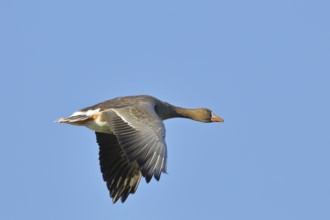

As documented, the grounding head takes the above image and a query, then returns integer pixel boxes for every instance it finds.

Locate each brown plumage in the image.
[57,95,224,203]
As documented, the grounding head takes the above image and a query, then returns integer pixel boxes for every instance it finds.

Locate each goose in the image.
[57,95,224,203]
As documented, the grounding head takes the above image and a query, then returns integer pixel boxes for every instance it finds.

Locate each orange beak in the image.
[211,113,224,122]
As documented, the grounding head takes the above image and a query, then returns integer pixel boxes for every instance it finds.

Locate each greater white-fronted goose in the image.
[57,95,224,203]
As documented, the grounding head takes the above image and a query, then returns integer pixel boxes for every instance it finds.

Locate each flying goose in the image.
[57,95,224,203]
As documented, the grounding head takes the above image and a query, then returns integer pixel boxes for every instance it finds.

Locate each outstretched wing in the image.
[96,132,142,203]
[101,102,167,183]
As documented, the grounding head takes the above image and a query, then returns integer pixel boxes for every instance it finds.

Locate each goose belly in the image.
[84,117,111,133]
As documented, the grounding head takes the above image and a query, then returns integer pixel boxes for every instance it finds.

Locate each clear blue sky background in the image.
[2,0,330,219]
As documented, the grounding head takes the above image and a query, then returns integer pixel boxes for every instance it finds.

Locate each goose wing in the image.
[101,102,167,183]
[96,132,141,203]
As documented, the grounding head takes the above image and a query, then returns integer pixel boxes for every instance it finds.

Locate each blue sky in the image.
[2,0,330,219]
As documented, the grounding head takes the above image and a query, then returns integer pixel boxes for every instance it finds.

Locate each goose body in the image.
[57,95,224,203]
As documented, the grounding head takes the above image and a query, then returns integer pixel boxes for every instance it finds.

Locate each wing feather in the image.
[101,102,167,182]
[96,132,142,203]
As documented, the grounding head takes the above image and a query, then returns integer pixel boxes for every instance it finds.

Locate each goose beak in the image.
[211,113,224,122]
